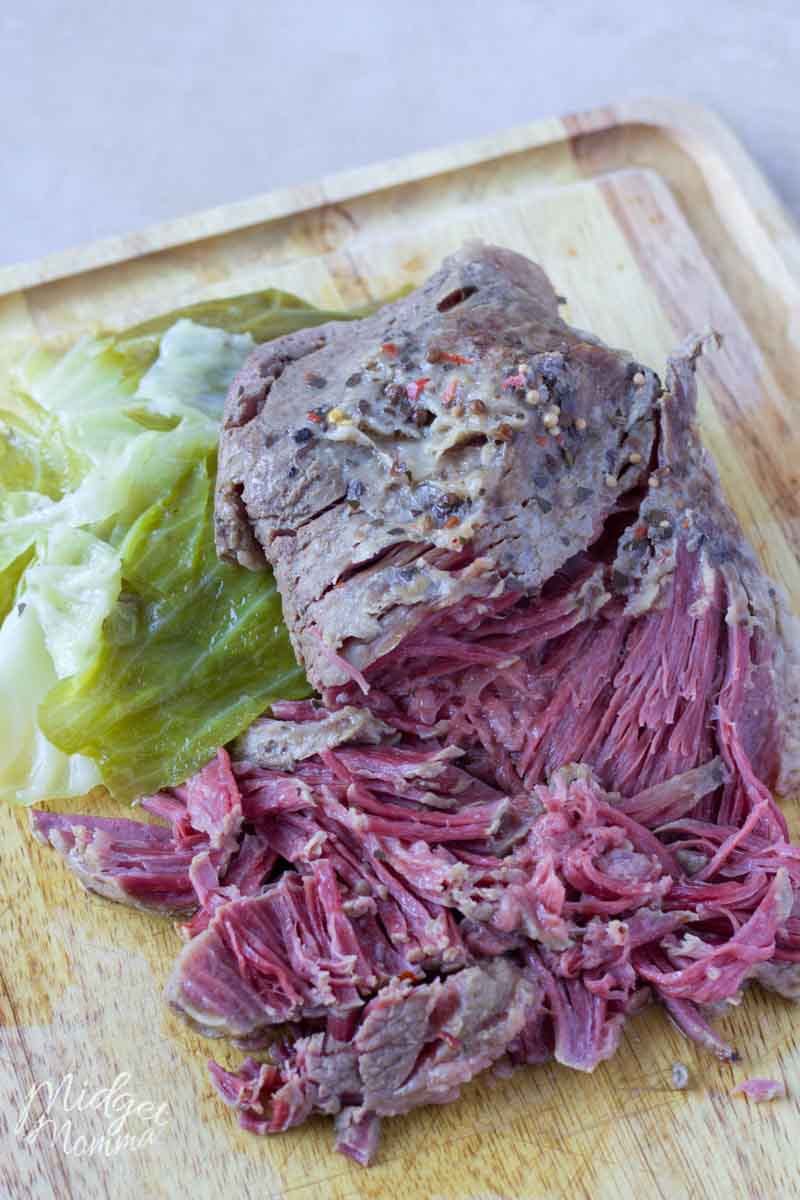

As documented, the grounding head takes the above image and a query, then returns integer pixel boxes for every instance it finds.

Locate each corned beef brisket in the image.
[32,245,800,1165]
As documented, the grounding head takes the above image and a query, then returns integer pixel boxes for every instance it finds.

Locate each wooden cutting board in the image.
[2,99,800,1200]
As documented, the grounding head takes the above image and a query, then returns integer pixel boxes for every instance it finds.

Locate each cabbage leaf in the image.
[40,456,309,802]
[0,603,102,805]
[0,287,367,805]
[110,286,371,375]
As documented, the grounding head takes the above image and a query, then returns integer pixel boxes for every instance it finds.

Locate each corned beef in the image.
[31,246,800,1164]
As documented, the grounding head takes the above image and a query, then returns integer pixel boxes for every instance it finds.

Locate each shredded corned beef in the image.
[207,958,534,1163]
[31,473,800,1166]
[30,749,243,915]
[324,543,787,851]
[31,731,800,1158]
[732,1077,786,1102]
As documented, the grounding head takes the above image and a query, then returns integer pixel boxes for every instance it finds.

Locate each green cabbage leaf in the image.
[0,288,365,804]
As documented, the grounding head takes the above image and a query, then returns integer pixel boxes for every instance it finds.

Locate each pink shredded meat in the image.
[29,810,201,914]
[207,959,535,1155]
[32,743,800,1152]
[732,1077,786,1102]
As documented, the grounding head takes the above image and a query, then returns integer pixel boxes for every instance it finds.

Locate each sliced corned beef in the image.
[207,959,536,1161]
[29,810,201,914]
[30,748,245,915]
[164,858,464,1039]
[233,704,395,769]
[216,243,661,693]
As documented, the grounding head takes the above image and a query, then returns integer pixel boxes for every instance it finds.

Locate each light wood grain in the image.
[2,102,800,1200]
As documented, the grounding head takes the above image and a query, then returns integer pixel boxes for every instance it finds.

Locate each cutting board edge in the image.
[2,97,797,297]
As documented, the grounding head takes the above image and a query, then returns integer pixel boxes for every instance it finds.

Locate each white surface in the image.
[1,0,798,269]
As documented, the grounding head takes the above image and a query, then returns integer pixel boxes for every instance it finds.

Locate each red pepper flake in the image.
[502,373,527,390]
[306,410,322,424]
[407,377,430,403]
[442,378,460,407]
[536,435,549,448]
[633,524,648,541]
[381,342,398,357]
[440,351,472,365]
[682,518,691,530]
[444,515,460,528]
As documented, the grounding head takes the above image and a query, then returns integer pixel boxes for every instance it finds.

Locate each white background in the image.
[1,0,798,268]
